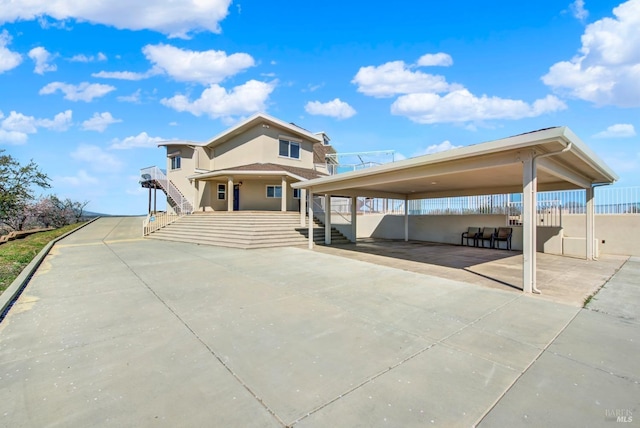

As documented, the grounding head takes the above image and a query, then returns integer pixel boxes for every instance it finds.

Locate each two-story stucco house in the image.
[146,112,336,214]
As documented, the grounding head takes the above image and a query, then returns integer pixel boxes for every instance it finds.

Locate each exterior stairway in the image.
[145,211,350,249]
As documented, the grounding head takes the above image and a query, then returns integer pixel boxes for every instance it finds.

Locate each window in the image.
[293,189,301,199]
[170,155,181,170]
[266,185,282,198]
[279,139,300,159]
[217,184,226,200]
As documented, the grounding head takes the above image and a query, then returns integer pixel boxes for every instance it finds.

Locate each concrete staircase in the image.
[145,211,351,249]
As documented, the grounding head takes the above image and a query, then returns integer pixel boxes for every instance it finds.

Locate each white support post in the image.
[194,180,199,212]
[351,196,357,243]
[586,186,595,260]
[227,176,234,212]
[325,194,332,245]
[404,196,409,242]
[522,154,535,293]
[308,191,314,249]
[300,189,306,226]
[281,176,287,212]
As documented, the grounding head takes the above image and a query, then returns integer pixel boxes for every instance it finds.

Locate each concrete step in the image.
[146,212,350,249]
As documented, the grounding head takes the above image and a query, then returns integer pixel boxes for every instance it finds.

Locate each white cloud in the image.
[593,123,636,138]
[1,110,72,135]
[57,169,100,187]
[0,129,28,145]
[0,0,232,39]
[391,90,567,124]
[0,30,22,73]
[117,89,141,103]
[352,60,451,98]
[92,69,159,81]
[414,140,461,157]
[2,111,38,133]
[142,44,255,84]
[570,0,589,22]
[70,145,122,172]
[37,110,73,131]
[161,80,275,120]
[542,0,640,107]
[305,98,356,119]
[82,112,122,132]
[109,132,164,149]
[416,53,453,67]
[39,81,116,102]
[28,46,57,74]
[69,52,107,62]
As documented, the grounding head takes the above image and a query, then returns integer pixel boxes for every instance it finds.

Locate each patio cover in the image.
[291,126,618,293]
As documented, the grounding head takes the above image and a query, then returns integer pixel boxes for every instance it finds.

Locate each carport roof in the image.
[291,126,618,199]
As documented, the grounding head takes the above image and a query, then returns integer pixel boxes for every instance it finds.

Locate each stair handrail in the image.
[142,211,181,236]
[140,166,194,214]
[312,195,352,225]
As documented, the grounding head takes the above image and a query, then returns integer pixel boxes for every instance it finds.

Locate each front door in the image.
[233,185,240,211]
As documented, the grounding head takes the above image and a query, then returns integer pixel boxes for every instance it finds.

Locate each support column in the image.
[308,191,314,249]
[522,153,535,293]
[325,194,332,245]
[193,180,199,212]
[148,187,152,214]
[586,186,595,260]
[281,177,287,212]
[227,176,234,211]
[351,196,357,243]
[300,189,306,226]
[404,196,409,242]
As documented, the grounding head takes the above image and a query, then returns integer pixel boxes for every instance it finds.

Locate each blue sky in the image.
[0,0,638,215]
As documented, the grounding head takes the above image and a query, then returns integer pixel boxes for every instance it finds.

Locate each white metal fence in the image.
[314,187,638,229]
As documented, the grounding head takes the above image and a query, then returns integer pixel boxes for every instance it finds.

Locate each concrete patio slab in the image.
[477,350,639,427]
[296,344,519,427]
[0,217,637,427]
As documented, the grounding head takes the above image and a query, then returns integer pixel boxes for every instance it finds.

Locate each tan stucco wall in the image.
[352,213,640,256]
[212,124,316,170]
[195,178,301,211]
[562,214,640,256]
[357,214,564,253]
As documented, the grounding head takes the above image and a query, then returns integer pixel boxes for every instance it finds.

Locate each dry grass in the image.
[0,223,84,295]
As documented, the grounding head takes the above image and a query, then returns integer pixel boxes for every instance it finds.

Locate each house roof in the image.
[313,142,336,164]
[158,112,324,149]
[188,163,327,182]
[292,126,617,199]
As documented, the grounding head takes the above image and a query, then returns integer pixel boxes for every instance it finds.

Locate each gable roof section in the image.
[292,126,617,199]
[159,113,324,149]
[188,163,327,182]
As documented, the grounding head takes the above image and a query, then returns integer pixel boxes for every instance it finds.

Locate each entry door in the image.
[233,185,240,211]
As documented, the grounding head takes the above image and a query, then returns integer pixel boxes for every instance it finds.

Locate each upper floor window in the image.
[170,155,181,170]
[279,139,300,159]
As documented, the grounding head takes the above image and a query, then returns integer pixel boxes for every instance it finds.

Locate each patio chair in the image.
[461,227,480,246]
[477,227,496,248]
[493,227,513,250]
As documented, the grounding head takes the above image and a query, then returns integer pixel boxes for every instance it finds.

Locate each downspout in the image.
[530,141,573,294]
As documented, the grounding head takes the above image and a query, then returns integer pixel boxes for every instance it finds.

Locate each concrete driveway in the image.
[0,217,637,427]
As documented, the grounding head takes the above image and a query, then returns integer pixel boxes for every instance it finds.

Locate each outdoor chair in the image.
[461,227,480,246]
[493,227,513,250]
[477,227,496,248]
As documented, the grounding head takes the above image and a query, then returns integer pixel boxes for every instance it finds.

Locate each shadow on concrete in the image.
[322,238,523,290]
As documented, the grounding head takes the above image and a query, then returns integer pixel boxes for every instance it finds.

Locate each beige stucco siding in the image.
[212,124,316,170]
[164,145,196,199]
[195,179,301,211]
